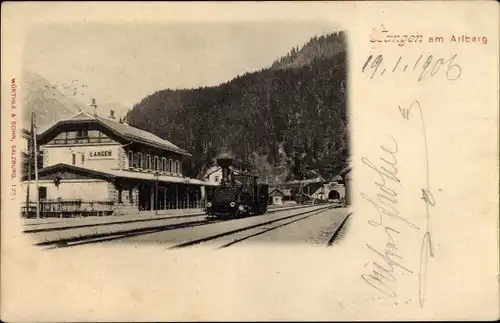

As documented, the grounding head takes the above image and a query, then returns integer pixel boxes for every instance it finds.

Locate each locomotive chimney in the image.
[216,150,233,186]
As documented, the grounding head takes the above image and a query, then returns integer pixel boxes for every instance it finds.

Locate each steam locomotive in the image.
[205,153,269,219]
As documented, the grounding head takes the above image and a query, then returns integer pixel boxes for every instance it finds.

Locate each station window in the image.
[154,156,159,171]
[72,153,76,165]
[81,153,85,164]
[38,187,47,200]
[215,176,220,182]
[128,151,133,167]
[77,129,89,138]
[133,152,139,168]
[162,158,167,172]
[175,161,180,174]
[147,155,152,170]
[138,153,144,169]
[168,159,173,173]
[88,130,100,143]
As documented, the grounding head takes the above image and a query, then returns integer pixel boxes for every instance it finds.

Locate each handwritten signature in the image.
[361,101,436,308]
[360,134,420,299]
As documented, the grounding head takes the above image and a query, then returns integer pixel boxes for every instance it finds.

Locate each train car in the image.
[205,153,269,219]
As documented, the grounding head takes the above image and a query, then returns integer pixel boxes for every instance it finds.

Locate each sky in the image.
[23,22,339,112]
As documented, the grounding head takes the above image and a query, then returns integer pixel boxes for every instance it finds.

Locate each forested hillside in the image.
[126,31,347,184]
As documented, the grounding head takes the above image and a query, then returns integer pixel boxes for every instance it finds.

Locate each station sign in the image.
[88,149,114,160]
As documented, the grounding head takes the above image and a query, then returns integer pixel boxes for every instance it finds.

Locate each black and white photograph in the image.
[19,22,351,249]
[2,2,498,322]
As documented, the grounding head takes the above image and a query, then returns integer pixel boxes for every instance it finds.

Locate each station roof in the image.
[106,168,216,186]
[37,111,190,156]
[22,163,218,186]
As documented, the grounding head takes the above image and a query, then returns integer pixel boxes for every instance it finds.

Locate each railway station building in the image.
[21,107,217,217]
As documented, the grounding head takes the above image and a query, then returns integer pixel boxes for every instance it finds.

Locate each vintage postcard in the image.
[1,1,498,321]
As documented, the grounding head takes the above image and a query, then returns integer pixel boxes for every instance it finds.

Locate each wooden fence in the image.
[21,199,208,218]
[21,200,116,218]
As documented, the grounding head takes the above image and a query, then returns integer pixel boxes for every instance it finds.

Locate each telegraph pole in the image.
[25,114,34,218]
[33,112,40,219]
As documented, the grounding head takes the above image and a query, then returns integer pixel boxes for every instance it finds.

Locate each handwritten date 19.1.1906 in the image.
[362,54,461,82]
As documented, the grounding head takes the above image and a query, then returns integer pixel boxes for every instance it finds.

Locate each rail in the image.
[35,203,332,248]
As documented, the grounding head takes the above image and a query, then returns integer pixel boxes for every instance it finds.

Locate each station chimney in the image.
[121,115,129,126]
[91,98,97,116]
[108,110,115,120]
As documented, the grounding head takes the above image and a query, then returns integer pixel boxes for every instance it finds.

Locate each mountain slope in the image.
[21,70,86,131]
[126,31,347,183]
[271,32,346,70]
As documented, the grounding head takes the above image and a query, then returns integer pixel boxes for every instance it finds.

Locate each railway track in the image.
[217,206,336,248]
[37,204,334,249]
[35,205,338,249]
[40,218,222,249]
[168,204,336,249]
[25,203,317,234]
[24,212,207,234]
